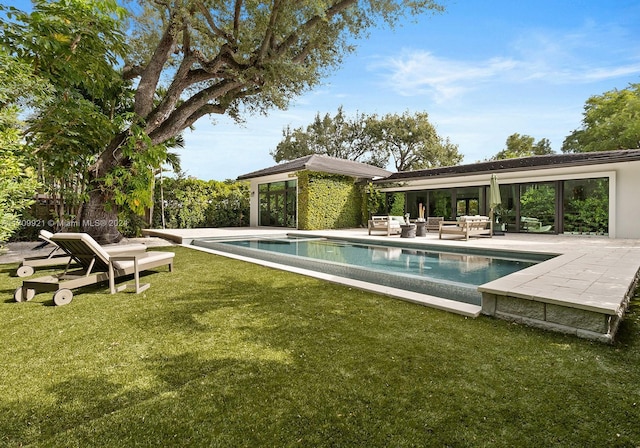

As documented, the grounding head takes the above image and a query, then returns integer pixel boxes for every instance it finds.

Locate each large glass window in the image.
[454,187,482,217]
[258,180,297,227]
[563,178,609,235]
[429,189,453,219]
[495,185,517,232]
[519,183,556,233]
[398,176,610,235]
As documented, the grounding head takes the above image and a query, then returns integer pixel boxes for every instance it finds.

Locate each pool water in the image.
[191,236,549,306]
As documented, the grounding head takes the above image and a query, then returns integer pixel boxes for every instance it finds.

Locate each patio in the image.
[144,227,640,343]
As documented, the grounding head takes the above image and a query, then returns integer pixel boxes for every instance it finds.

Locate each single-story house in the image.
[238,149,640,239]
[237,154,391,229]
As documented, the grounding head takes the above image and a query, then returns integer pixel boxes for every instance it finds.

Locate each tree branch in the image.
[122,64,145,80]
[196,2,234,42]
[134,12,179,118]
[233,0,242,39]
[274,0,356,58]
[147,80,246,143]
[257,0,283,61]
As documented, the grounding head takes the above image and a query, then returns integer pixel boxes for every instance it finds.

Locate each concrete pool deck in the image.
[143,227,640,343]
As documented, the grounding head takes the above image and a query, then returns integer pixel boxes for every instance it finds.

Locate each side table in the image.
[400,224,416,238]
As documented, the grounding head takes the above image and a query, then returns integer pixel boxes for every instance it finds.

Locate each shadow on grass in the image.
[0,268,171,307]
[0,374,142,444]
[0,266,17,276]
[2,247,640,446]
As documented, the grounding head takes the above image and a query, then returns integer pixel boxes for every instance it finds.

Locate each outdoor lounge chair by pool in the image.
[439,215,493,240]
[13,233,174,306]
[16,230,148,277]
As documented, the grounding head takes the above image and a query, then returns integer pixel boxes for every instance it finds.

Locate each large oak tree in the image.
[4,0,445,243]
[104,0,444,242]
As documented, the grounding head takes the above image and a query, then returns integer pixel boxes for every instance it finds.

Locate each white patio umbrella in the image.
[489,174,502,234]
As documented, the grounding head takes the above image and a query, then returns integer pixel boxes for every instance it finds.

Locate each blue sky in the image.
[178,0,640,180]
[8,0,639,180]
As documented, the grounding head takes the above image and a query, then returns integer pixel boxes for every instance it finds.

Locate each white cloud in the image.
[375,23,640,102]
[374,50,520,102]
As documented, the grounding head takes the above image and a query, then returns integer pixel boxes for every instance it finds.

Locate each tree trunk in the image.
[80,187,122,244]
[79,132,128,244]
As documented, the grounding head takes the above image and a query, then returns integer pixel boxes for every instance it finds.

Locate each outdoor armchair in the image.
[368,215,404,236]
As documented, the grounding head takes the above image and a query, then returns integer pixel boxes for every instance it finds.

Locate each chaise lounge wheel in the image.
[14,287,36,302]
[17,265,35,277]
[53,289,73,306]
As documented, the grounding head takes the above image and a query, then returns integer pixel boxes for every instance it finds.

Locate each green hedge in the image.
[153,177,249,229]
[297,172,364,230]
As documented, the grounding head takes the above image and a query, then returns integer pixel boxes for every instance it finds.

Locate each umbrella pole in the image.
[490,208,494,236]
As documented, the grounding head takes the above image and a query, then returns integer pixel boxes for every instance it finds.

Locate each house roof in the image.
[378,149,640,182]
[237,154,392,180]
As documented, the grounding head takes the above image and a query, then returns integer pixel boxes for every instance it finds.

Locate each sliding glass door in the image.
[258,180,297,227]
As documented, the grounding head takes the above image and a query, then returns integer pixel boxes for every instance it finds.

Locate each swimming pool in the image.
[191,235,552,307]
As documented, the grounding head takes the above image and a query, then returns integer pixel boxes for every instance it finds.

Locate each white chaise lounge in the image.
[16,230,147,277]
[14,233,174,306]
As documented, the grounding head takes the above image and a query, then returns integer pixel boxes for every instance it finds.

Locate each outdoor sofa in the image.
[439,215,493,240]
[14,232,174,306]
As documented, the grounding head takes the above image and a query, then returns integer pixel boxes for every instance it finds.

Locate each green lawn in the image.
[1,246,639,447]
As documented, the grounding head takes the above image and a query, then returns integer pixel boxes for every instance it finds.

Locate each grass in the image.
[1,246,640,447]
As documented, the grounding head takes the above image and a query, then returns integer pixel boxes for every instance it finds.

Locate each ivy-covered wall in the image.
[297,171,364,230]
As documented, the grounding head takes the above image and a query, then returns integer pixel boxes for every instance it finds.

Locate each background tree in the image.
[367,111,463,171]
[562,83,640,153]
[1,0,129,231]
[271,106,387,167]
[0,49,44,245]
[90,0,445,242]
[272,109,462,171]
[490,133,554,160]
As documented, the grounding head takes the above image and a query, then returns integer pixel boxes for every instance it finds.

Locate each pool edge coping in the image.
[185,243,482,318]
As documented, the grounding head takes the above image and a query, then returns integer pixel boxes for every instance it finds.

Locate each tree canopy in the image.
[271,107,388,167]
[1,0,131,228]
[272,109,463,171]
[368,111,462,171]
[490,133,554,160]
[3,0,445,242]
[562,83,640,153]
